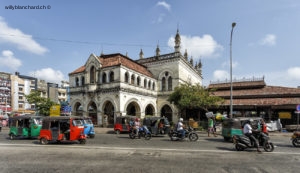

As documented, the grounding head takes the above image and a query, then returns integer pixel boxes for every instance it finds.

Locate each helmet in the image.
[179,118,183,122]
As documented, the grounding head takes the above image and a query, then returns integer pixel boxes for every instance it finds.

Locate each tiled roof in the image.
[69,66,85,75]
[208,80,266,90]
[210,84,300,106]
[69,53,153,78]
[99,54,153,77]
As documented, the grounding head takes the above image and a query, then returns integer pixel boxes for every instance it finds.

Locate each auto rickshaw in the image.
[114,115,136,134]
[38,116,86,145]
[8,114,43,140]
[222,117,262,141]
[143,116,170,135]
[82,116,95,138]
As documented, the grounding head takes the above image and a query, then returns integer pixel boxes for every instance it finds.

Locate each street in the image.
[0,128,299,173]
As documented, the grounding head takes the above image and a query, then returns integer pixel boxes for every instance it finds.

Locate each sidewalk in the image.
[94,127,115,134]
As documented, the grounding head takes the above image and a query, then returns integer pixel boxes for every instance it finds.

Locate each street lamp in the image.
[230,22,236,118]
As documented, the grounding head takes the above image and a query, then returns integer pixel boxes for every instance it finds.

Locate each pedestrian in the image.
[260,119,268,134]
[0,120,2,132]
[134,118,141,137]
[207,117,217,137]
[213,117,217,136]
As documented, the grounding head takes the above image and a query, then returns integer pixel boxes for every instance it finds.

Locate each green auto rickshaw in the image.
[222,117,262,141]
[8,114,43,140]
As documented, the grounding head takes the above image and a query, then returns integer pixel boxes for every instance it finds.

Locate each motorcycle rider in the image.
[134,118,140,137]
[177,118,185,139]
[243,119,262,152]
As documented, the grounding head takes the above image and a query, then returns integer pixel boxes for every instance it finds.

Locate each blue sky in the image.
[0,0,300,88]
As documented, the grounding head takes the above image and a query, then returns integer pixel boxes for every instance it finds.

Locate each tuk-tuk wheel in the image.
[9,134,15,140]
[89,134,95,138]
[115,130,120,135]
[79,139,86,144]
[40,138,48,145]
[224,137,231,142]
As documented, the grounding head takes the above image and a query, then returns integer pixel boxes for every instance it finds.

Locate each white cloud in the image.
[221,61,239,69]
[287,67,300,80]
[168,34,223,61]
[29,68,66,85]
[0,16,48,55]
[156,1,171,11]
[156,13,166,24]
[213,70,229,81]
[0,50,22,71]
[259,34,276,46]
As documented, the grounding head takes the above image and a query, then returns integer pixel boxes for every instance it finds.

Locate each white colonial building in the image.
[68,30,203,126]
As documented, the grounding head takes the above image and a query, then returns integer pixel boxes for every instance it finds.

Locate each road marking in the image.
[1,143,300,155]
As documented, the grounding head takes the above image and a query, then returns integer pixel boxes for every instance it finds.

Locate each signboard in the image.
[297,104,300,111]
[279,112,291,119]
[50,105,60,116]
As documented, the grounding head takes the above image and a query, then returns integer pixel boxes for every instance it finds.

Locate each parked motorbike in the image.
[168,126,198,142]
[129,126,152,140]
[233,131,274,152]
[291,131,300,147]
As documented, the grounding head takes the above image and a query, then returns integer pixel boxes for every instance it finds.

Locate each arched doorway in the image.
[74,102,83,116]
[126,101,141,117]
[161,105,173,122]
[145,104,155,116]
[87,102,97,125]
[103,101,115,126]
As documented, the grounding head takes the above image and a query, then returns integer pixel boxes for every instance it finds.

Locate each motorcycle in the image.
[233,131,274,152]
[291,131,300,147]
[168,126,198,142]
[129,125,152,140]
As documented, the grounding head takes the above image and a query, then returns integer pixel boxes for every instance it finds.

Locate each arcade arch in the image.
[161,104,173,122]
[126,101,141,117]
[87,101,97,125]
[102,101,115,125]
[145,104,155,116]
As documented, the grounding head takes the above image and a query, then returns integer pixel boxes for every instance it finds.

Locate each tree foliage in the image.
[168,83,224,112]
[25,91,56,116]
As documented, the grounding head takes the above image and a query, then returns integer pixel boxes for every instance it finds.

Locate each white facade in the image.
[68,30,203,126]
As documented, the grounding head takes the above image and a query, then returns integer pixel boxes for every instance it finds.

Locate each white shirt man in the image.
[243,123,252,134]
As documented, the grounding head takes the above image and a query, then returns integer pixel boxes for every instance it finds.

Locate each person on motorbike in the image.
[134,118,140,137]
[177,118,185,140]
[243,119,262,152]
[260,119,268,135]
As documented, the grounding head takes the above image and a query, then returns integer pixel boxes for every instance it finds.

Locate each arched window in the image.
[162,77,166,91]
[90,66,95,83]
[75,77,79,87]
[81,76,85,86]
[109,71,114,82]
[148,81,151,89]
[131,74,135,85]
[125,72,129,83]
[102,73,107,83]
[152,82,155,90]
[137,76,141,86]
[168,76,172,91]
[144,79,147,88]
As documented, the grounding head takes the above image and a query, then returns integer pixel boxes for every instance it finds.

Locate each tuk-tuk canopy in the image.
[222,117,262,129]
[115,116,136,124]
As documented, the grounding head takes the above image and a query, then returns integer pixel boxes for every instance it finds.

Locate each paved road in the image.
[0,127,298,173]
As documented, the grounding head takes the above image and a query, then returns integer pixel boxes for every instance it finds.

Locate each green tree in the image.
[25,91,56,116]
[168,83,224,112]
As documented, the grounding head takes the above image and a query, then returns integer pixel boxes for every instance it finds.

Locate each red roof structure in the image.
[69,53,153,78]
